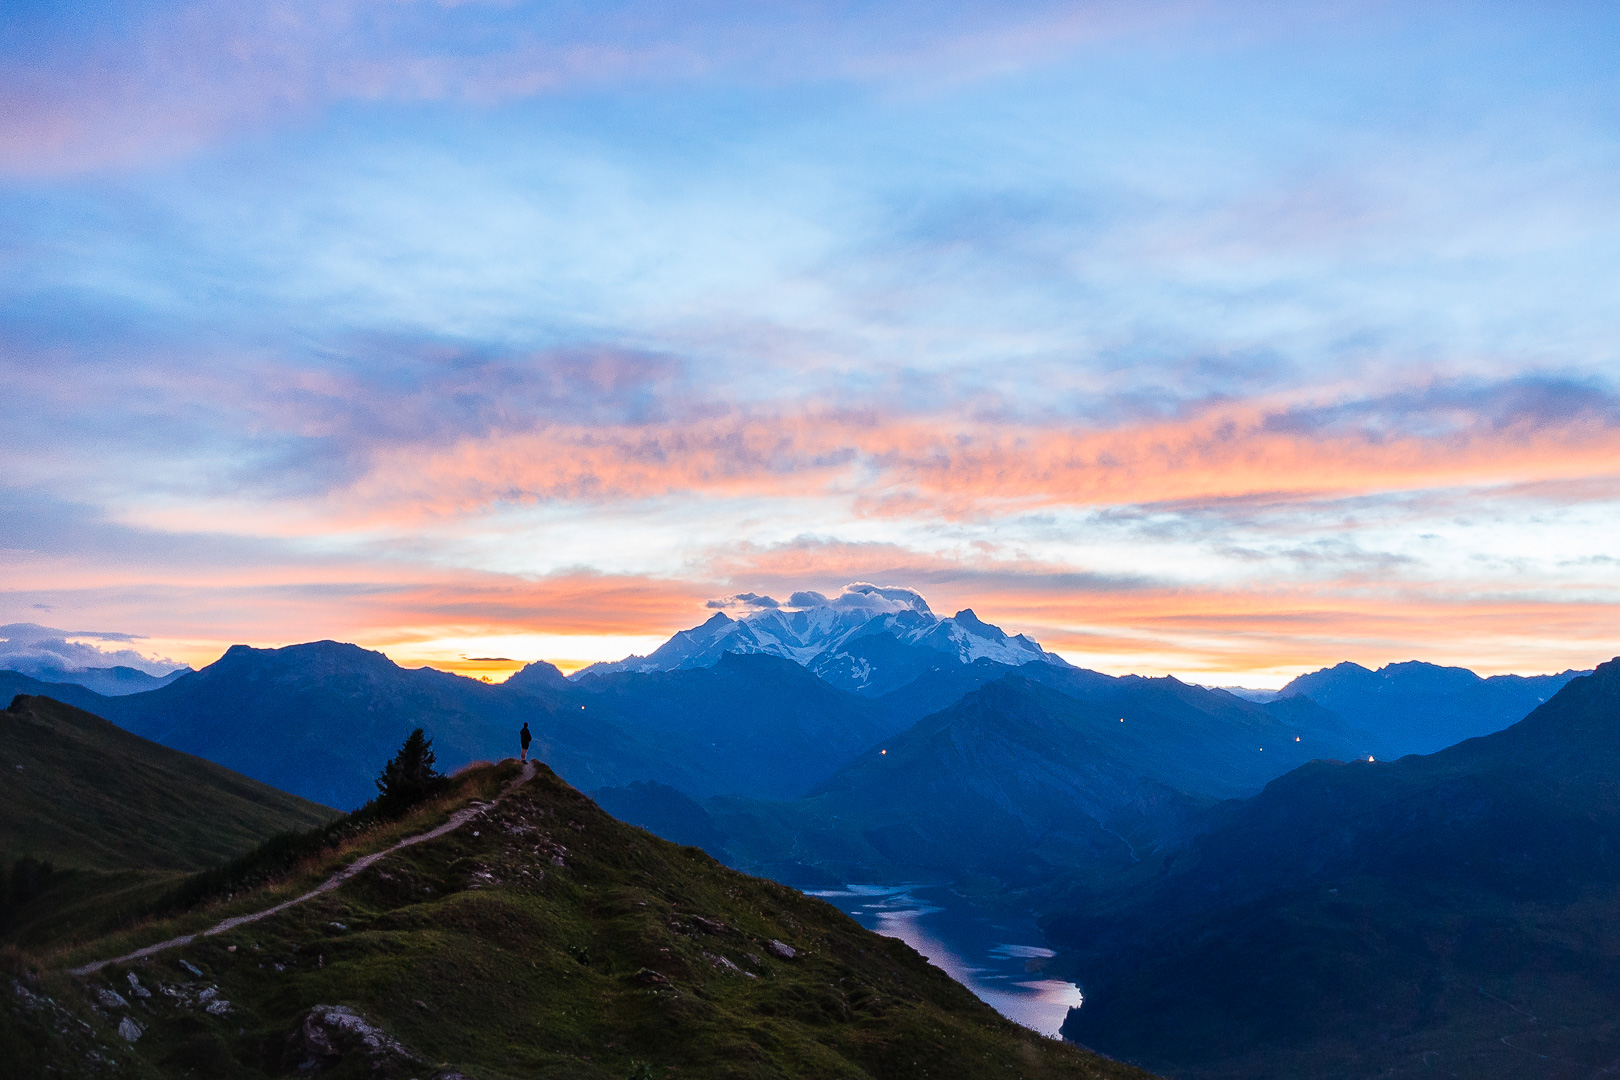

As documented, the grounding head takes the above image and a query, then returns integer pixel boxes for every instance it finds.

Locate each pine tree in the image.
[375,728,446,814]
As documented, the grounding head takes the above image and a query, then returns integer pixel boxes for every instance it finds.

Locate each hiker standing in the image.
[519,721,532,762]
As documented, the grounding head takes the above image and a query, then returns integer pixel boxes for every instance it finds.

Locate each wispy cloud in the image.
[0,0,1222,175]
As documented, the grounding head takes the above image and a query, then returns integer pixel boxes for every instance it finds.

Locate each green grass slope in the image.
[0,695,336,872]
[7,761,1154,1080]
[0,694,338,946]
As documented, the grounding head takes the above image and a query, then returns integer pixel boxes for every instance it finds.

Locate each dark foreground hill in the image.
[0,694,336,945]
[2,756,1153,1080]
[1052,657,1620,1080]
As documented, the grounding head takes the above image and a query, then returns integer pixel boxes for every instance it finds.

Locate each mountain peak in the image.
[505,659,570,691]
[574,584,1067,693]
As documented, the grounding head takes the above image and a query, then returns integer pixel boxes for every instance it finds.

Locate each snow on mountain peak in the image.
[573,584,1067,687]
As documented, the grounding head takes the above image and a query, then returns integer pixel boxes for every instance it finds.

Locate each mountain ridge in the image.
[1052,656,1620,1080]
[573,584,1068,695]
[1278,658,1585,755]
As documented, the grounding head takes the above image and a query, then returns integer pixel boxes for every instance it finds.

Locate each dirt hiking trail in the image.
[70,761,538,976]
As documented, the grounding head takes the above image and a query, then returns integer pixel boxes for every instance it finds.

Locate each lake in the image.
[808,883,1083,1039]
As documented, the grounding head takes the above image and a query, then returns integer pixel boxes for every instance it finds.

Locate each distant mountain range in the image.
[657,667,1376,887]
[1054,657,1620,1080]
[4,594,1605,1078]
[1,644,909,810]
[0,663,190,696]
[1277,659,1585,756]
[574,583,1068,695]
[0,586,1591,901]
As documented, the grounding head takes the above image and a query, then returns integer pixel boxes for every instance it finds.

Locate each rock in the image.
[765,939,797,960]
[329,922,348,931]
[116,1017,143,1043]
[704,952,743,975]
[285,1004,422,1075]
[126,973,152,998]
[690,915,731,936]
[178,959,204,977]
[205,999,232,1016]
[11,979,45,1010]
[633,968,671,986]
[94,988,129,1009]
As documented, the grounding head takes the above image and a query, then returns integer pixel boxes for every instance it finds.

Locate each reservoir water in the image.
[808,884,1083,1039]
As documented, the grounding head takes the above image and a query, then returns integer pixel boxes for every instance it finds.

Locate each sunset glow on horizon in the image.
[4,2,1619,685]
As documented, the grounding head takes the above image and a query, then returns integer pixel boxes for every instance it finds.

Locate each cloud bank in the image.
[0,623,186,678]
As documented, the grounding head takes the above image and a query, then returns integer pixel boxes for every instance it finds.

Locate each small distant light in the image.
[1295,736,1301,742]
[1368,756,1375,762]
[1119,718,1125,722]
[880,749,887,755]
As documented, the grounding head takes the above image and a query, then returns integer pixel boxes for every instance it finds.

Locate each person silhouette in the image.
[519,721,532,762]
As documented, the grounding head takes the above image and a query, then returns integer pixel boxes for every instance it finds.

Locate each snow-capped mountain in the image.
[573,583,1068,695]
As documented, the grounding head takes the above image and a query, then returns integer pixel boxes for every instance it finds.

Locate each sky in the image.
[3,0,1619,684]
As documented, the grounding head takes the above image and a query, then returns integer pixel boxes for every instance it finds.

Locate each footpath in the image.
[70,760,538,976]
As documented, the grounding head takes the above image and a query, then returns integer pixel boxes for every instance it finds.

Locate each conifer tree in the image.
[375,728,446,814]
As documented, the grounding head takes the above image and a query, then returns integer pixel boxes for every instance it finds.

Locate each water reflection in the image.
[809,884,1082,1038]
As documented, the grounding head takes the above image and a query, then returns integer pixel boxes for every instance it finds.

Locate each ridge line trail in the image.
[69,761,537,977]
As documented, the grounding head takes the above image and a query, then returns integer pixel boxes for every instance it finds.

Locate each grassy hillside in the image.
[0,695,335,872]
[5,760,1153,1080]
[0,694,337,946]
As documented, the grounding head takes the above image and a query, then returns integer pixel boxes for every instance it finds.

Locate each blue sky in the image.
[3,1,1619,681]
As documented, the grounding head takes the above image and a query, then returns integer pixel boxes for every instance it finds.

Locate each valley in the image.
[3,597,1610,1079]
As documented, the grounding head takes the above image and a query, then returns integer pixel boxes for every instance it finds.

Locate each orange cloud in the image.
[301,390,1620,533]
[9,379,1617,682]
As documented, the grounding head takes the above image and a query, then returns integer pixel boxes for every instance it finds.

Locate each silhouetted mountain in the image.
[710,672,1376,886]
[1280,658,1584,756]
[572,652,908,799]
[503,658,570,690]
[576,584,1067,695]
[93,641,676,811]
[1054,657,1620,1080]
[0,663,190,696]
[74,642,906,810]
[0,669,117,714]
